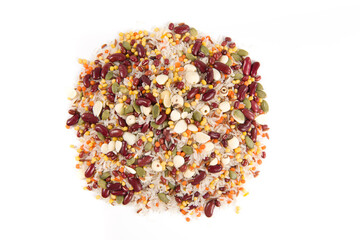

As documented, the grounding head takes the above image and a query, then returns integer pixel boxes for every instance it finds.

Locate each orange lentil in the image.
[195,94,201,99]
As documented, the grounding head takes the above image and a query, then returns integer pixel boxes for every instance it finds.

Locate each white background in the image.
[1,0,360,239]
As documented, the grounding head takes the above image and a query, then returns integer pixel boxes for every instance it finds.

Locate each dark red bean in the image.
[241,159,248,166]
[251,128,257,142]
[164,59,170,65]
[128,177,142,192]
[209,57,215,65]
[141,122,150,133]
[111,189,127,196]
[262,151,267,158]
[176,81,185,90]
[251,100,260,113]
[205,67,214,84]
[242,108,255,120]
[248,82,257,96]
[250,62,260,77]
[221,41,227,46]
[68,109,77,115]
[109,128,123,137]
[106,182,122,191]
[211,102,218,108]
[144,92,157,104]
[101,189,110,198]
[187,87,199,99]
[107,93,115,102]
[155,111,167,125]
[84,164,96,178]
[135,98,151,107]
[175,196,182,203]
[192,39,202,56]
[101,63,113,79]
[202,89,216,101]
[120,141,127,156]
[182,194,192,201]
[191,171,207,185]
[213,52,222,61]
[208,131,220,139]
[140,75,151,86]
[66,114,79,126]
[179,164,187,172]
[118,117,127,127]
[137,156,153,167]
[225,37,232,42]
[81,113,99,124]
[108,53,126,62]
[95,124,109,137]
[136,44,146,58]
[208,164,223,173]
[242,57,251,76]
[237,85,248,101]
[215,200,221,207]
[183,36,190,42]
[168,23,174,30]
[234,101,240,109]
[262,124,269,131]
[118,64,128,78]
[129,123,141,133]
[210,152,216,158]
[255,76,261,81]
[92,67,101,80]
[213,62,231,75]
[173,24,190,34]
[229,42,236,48]
[194,59,207,73]
[203,192,210,199]
[83,74,91,88]
[238,120,252,132]
[204,200,216,217]
[123,191,134,205]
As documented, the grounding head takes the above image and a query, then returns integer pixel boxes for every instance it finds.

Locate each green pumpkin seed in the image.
[116,195,124,204]
[172,147,177,156]
[126,157,135,166]
[231,53,241,62]
[182,145,193,155]
[133,103,141,113]
[261,100,269,113]
[119,86,129,94]
[189,27,198,37]
[152,104,160,118]
[122,41,131,50]
[165,169,169,177]
[234,72,243,80]
[136,167,146,178]
[245,136,254,149]
[97,132,105,141]
[101,110,110,120]
[229,170,237,180]
[161,120,169,128]
[226,58,233,66]
[158,193,170,204]
[77,118,84,125]
[105,71,113,80]
[100,172,111,180]
[112,82,120,93]
[256,82,263,91]
[124,105,134,114]
[256,90,267,99]
[150,122,160,129]
[144,142,152,151]
[183,107,191,113]
[232,110,245,123]
[243,98,251,109]
[193,111,202,122]
[98,179,107,189]
[79,91,83,99]
[186,53,197,61]
[119,106,125,115]
[200,45,210,56]
[168,182,175,189]
[236,49,248,56]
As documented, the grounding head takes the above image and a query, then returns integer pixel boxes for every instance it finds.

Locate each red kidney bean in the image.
[198,52,205,58]
[203,192,210,199]
[208,164,223,173]
[194,59,207,73]
[187,87,199,99]
[238,120,252,132]
[118,64,127,78]
[101,63,113,79]
[130,55,138,63]
[262,151,267,159]
[95,124,109,137]
[168,23,174,30]
[164,58,170,65]
[225,37,232,42]
[144,92,157,104]
[213,62,231,75]
[123,191,134,205]
[101,189,110,198]
[111,189,127,196]
[169,144,175,151]
[208,131,220,139]
[174,24,190,34]
[109,128,123,137]
[182,194,192,201]
[250,62,260,77]
[142,59,149,66]
[83,74,91,88]
[128,177,142,192]
[248,82,257,96]
[211,103,218,108]
[251,100,260,113]
[176,81,185,90]
[213,52,222,60]
[118,117,127,127]
[107,93,115,102]
[153,59,160,67]
[137,156,153,167]
[241,159,248,166]
[202,89,216,101]
[204,200,216,217]
[215,200,221,207]
[234,100,240,109]
[106,182,122,191]
[237,85,248,101]
[183,36,190,42]
[192,39,202,56]
[120,141,127,156]
[221,41,227,46]
[140,75,151,86]
[242,57,251,76]
[129,123,141,132]
[135,98,151,107]
[92,67,101,80]
[209,57,215,65]
[66,114,79,126]
[141,122,150,133]
[84,164,96,178]
[221,49,228,55]
[229,42,236,48]
[175,196,182,203]
[136,44,145,58]
[81,113,99,124]
[191,171,207,185]
[108,53,126,62]
[68,109,77,115]
[155,111,167,125]
[205,67,214,84]
[255,76,261,81]
[179,164,187,172]
[242,108,255,120]
[251,128,257,142]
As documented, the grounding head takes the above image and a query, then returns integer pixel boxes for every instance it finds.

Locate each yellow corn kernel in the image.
[184,102,190,108]
[167,161,174,166]
[147,137,153,142]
